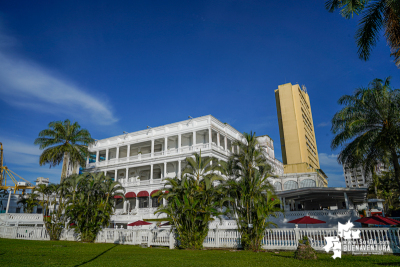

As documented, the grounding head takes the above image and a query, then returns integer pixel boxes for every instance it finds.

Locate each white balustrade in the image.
[2,225,399,253]
[0,213,43,223]
[141,153,151,159]
[87,142,215,169]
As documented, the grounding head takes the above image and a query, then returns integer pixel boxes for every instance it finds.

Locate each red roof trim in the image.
[113,195,123,199]
[125,192,136,198]
[137,191,149,197]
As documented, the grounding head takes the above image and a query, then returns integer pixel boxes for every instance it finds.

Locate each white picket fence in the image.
[1,225,399,253]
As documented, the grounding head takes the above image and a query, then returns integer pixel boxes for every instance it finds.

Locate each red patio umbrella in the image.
[355,215,399,226]
[288,216,326,228]
[127,220,152,226]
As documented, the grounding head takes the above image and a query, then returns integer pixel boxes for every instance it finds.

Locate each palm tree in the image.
[34,119,94,182]
[223,132,280,251]
[17,193,39,213]
[154,153,224,249]
[326,0,400,66]
[65,172,124,242]
[34,184,52,215]
[331,77,400,187]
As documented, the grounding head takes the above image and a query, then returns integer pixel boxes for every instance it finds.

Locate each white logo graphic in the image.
[324,220,391,259]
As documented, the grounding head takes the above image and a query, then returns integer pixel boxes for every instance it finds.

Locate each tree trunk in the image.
[61,152,69,183]
[390,149,400,188]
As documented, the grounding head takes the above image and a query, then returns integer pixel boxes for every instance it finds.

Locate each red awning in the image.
[288,216,326,225]
[137,191,149,197]
[125,192,136,198]
[150,190,160,196]
[127,220,152,226]
[164,190,169,194]
[113,195,123,199]
[355,215,398,226]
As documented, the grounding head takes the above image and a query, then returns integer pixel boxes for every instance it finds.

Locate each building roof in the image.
[276,187,367,203]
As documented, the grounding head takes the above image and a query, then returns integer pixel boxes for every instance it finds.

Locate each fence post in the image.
[215,227,220,248]
[114,229,119,244]
[169,231,174,249]
[294,225,300,246]
[147,230,152,247]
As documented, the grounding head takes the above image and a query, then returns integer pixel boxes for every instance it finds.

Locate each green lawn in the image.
[0,238,399,267]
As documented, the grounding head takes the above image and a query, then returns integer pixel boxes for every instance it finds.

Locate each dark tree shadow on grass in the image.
[74,244,118,266]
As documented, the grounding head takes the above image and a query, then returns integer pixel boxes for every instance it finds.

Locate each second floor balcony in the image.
[86,142,233,169]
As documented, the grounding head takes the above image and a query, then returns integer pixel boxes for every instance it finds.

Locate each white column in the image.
[114,169,118,182]
[127,144,130,158]
[217,132,220,148]
[5,190,12,214]
[126,167,129,181]
[344,192,349,209]
[104,170,107,176]
[86,153,90,165]
[123,201,127,213]
[209,128,212,146]
[150,164,153,183]
[178,160,181,177]
[165,137,168,152]
[116,146,120,159]
[106,149,109,161]
[193,131,196,147]
[96,151,99,162]
[164,162,167,179]
[151,139,155,157]
[178,134,181,152]
[224,136,227,151]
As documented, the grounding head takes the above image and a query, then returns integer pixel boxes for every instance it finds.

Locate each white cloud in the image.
[319,153,340,169]
[317,121,330,127]
[0,52,118,125]
[0,136,61,183]
[319,153,346,187]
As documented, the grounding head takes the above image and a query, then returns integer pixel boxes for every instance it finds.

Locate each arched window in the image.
[284,181,298,190]
[300,179,316,188]
[274,182,282,191]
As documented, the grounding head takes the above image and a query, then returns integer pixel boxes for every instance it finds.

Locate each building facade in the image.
[274,83,320,173]
[344,162,387,188]
[84,115,283,225]
[274,83,327,188]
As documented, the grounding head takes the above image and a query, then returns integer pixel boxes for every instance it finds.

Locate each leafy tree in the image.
[34,119,94,182]
[154,152,224,249]
[65,172,124,242]
[331,77,400,187]
[222,132,280,251]
[34,184,52,215]
[44,183,69,240]
[17,193,39,213]
[368,168,400,215]
[326,0,400,67]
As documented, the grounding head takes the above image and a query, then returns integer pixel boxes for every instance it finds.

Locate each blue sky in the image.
[0,1,398,186]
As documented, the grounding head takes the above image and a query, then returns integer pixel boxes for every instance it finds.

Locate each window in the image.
[139,197,149,208]
[300,179,316,188]
[284,181,298,190]
[152,197,160,208]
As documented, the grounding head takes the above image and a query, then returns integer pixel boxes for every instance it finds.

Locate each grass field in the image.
[0,238,399,267]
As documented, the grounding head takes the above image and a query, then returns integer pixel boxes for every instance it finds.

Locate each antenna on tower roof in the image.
[301,84,307,93]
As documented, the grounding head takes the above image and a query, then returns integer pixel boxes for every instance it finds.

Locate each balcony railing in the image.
[86,143,233,168]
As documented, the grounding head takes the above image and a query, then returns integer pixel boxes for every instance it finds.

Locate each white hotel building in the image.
[83,115,283,226]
